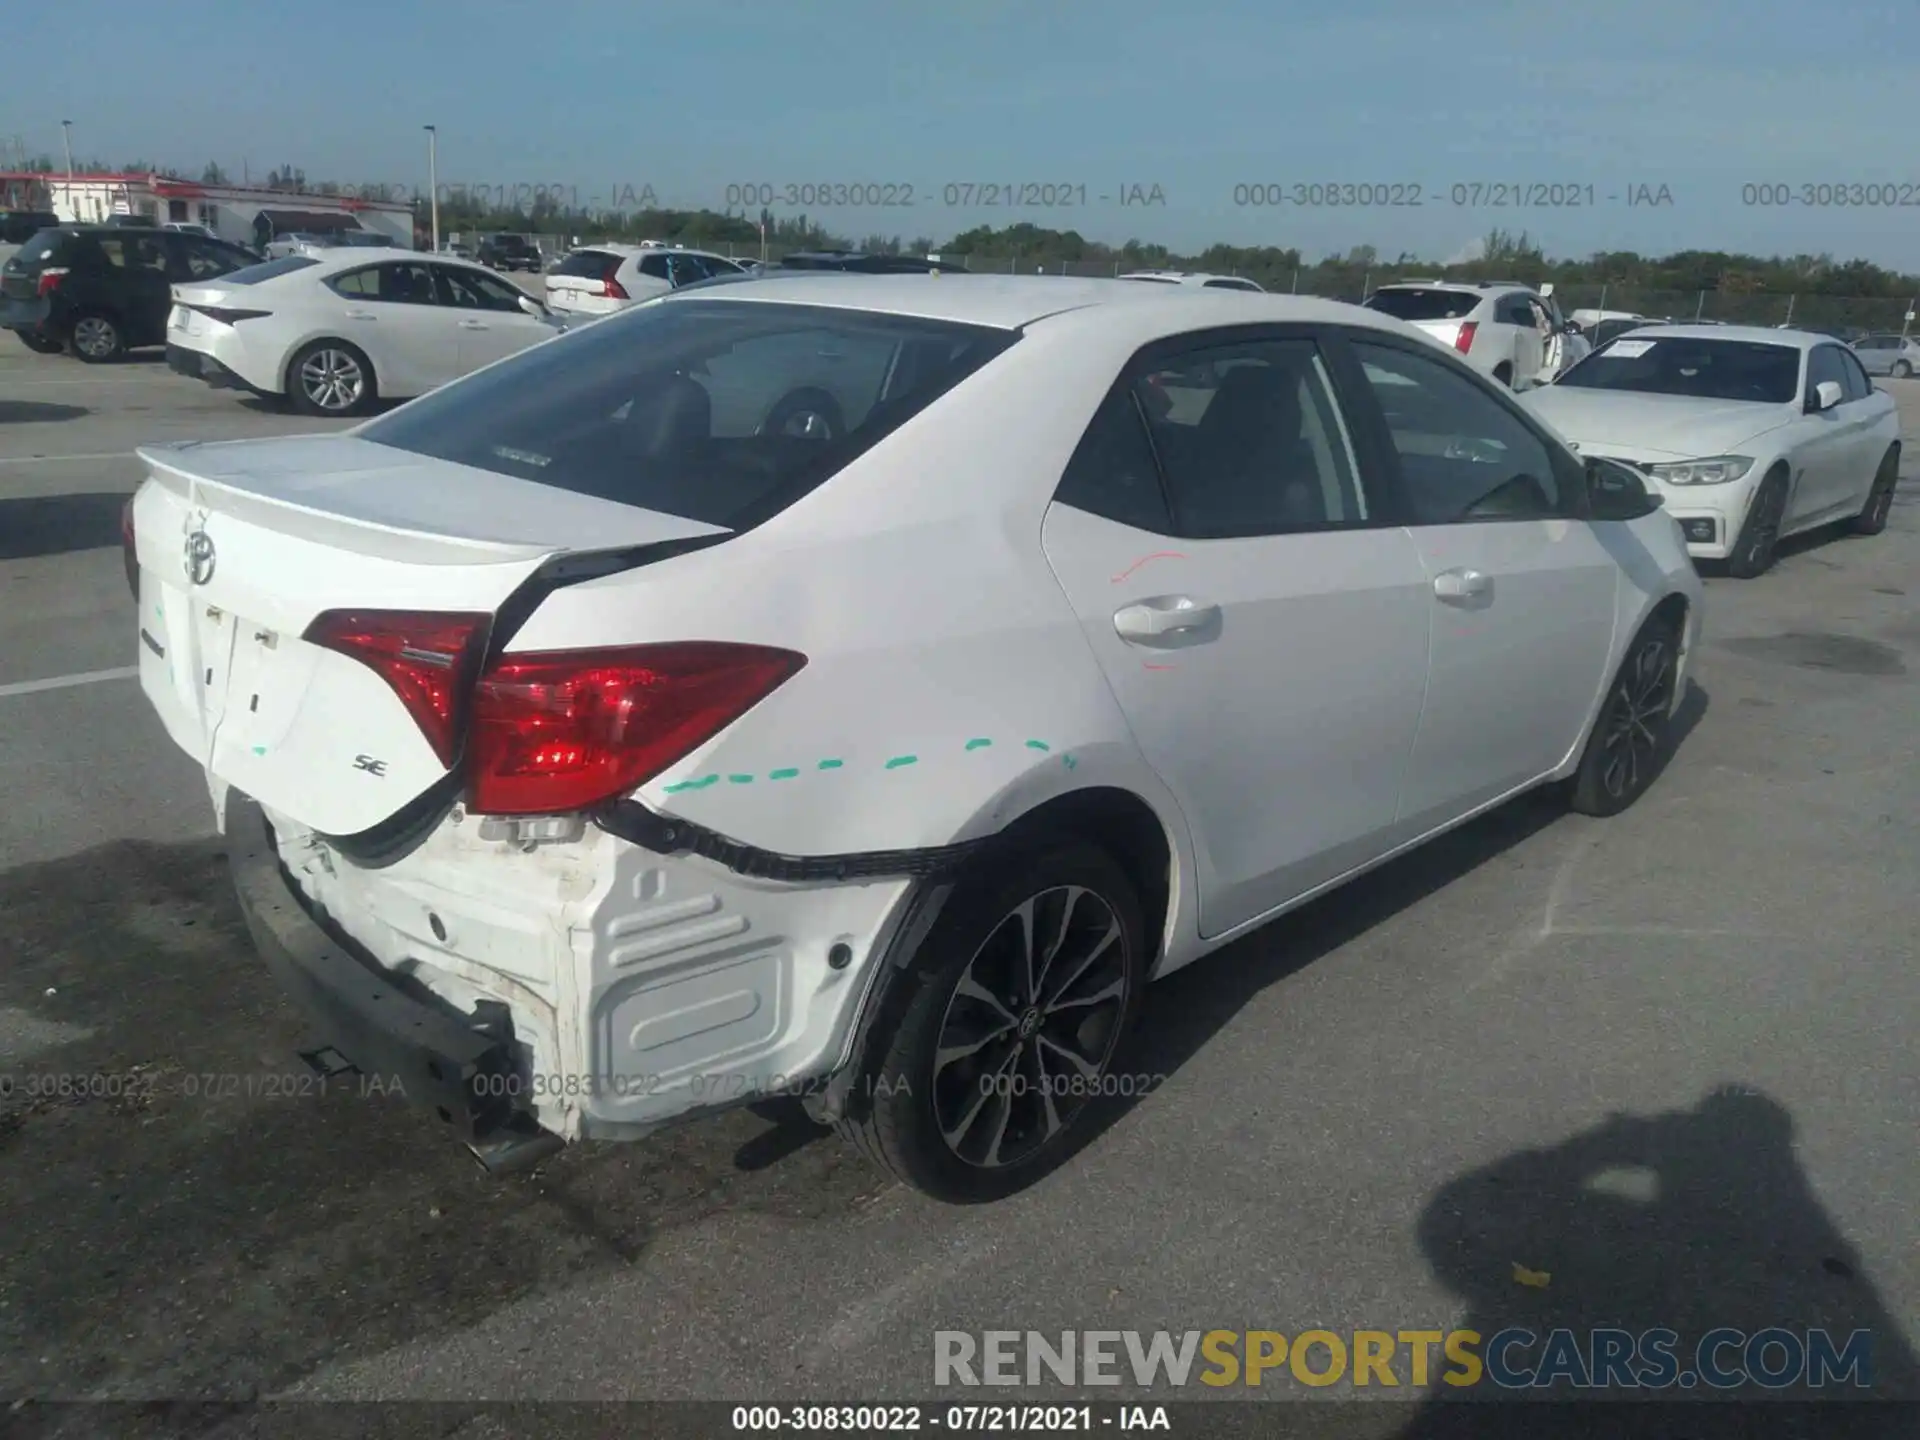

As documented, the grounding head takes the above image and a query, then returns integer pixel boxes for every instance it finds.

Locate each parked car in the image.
[1363,281,1588,388]
[166,248,562,415]
[1522,325,1901,576]
[1584,317,1668,350]
[477,234,543,272]
[1853,333,1920,378]
[125,276,1700,1200]
[1118,270,1265,292]
[163,222,218,239]
[545,244,748,317]
[1,224,258,359]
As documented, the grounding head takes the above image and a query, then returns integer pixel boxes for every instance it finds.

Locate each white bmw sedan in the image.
[1522,325,1902,576]
[166,249,562,416]
[125,277,1701,1201]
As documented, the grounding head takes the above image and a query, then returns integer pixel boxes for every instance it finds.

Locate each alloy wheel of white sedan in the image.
[123,275,1702,1200]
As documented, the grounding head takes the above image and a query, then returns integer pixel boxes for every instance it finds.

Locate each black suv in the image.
[477,234,542,272]
[0,225,258,360]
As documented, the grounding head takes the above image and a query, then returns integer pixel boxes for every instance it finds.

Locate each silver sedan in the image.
[1853,333,1920,378]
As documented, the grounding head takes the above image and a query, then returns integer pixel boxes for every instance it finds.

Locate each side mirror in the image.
[1587,458,1663,521]
[517,293,546,318]
[1807,380,1843,412]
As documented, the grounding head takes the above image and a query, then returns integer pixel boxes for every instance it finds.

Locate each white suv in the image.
[1363,281,1587,388]
[546,243,748,316]
[1119,270,1265,293]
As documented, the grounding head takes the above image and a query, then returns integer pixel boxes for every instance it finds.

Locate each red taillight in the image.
[37,267,69,298]
[1455,320,1478,354]
[193,306,271,325]
[466,643,807,816]
[601,263,629,300]
[304,611,493,767]
[120,497,138,599]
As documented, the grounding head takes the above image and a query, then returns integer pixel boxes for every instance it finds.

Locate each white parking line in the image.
[0,450,138,466]
[0,666,138,698]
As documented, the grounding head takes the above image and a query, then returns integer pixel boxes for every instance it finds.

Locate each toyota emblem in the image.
[184,528,216,587]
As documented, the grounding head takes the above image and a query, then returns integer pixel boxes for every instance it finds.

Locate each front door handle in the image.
[343,309,377,320]
[1433,568,1492,602]
[458,319,488,330]
[1114,596,1220,645]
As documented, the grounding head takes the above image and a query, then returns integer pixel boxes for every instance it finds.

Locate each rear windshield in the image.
[1363,288,1482,321]
[1,212,59,244]
[1557,337,1801,403]
[554,249,617,277]
[222,256,322,285]
[9,230,69,265]
[358,299,1019,529]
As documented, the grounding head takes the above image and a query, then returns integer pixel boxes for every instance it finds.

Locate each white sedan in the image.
[1523,325,1902,576]
[166,248,562,416]
[125,276,1700,1201]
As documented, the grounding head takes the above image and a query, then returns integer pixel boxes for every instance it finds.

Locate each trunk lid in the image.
[131,433,727,836]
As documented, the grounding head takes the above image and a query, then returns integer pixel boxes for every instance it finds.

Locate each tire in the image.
[67,311,125,363]
[1849,446,1899,536]
[1568,615,1681,818]
[287,340,377,417]
[1893,360,1912,379]
[16,332,61,355]
[1724,465,1790,578]
[759,387,844,441]
[835,841,1148,1202]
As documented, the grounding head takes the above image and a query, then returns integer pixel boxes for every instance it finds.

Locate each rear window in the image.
[358,299,1019,529]
[554,249,617,278]
[1364,288,1482,321]
[1120,275,1178,284]
[1202,278,1262,291]
[222,256,322,285]
[10,229,70,265]
[1,212,60,244]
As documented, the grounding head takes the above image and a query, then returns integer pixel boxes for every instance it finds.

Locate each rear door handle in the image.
[1113,596,1220,645]
[1433,568,1492,602]
[343,309,376,320]
[458,319,488,330]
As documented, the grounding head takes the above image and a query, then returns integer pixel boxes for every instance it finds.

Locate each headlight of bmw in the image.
[1644,455,1754,486]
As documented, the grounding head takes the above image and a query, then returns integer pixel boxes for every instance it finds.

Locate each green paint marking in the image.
[252,745,267,756]
[818,758,844,771]
[965,738,993,751]
[769,768,800,780]
[728,773,755,785]
[884,755,918,770]
[1061,754,1078,770]
[663,775,719,793]
[1025,739,1051,752]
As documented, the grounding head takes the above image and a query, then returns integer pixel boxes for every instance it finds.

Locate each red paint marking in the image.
[1142,662,1177,671]
[1110,551,1188,584]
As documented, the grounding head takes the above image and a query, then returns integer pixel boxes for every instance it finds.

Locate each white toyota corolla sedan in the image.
[166,248,563,417]
[1521,325,1902,577]
[126,277,1702,1201]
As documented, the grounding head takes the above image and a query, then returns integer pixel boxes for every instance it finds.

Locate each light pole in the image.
[424,125,439,252]
[59,120,74,222]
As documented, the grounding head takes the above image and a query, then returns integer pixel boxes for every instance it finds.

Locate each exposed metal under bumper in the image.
[226,791,559,1157]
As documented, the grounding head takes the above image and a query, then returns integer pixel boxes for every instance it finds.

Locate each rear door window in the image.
[357,300,1017,528]
[1364,288,1481,322]
[375,262,440,305]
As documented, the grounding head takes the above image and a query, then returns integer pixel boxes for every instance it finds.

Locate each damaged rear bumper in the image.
[226,791,564,1170]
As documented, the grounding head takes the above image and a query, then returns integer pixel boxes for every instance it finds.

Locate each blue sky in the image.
[9,0,1920,267]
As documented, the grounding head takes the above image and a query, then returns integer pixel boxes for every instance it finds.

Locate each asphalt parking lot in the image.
[2,335,1918,1427]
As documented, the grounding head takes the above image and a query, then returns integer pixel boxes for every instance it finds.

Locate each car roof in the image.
[654,272,1401,336]
[273,247,475,273]
[1375,280,1530,294]
[568,242,734,260]
[1616,323,1816,347]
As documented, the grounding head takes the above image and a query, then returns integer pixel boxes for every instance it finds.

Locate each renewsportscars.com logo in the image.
[933,1328,1875,1391]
